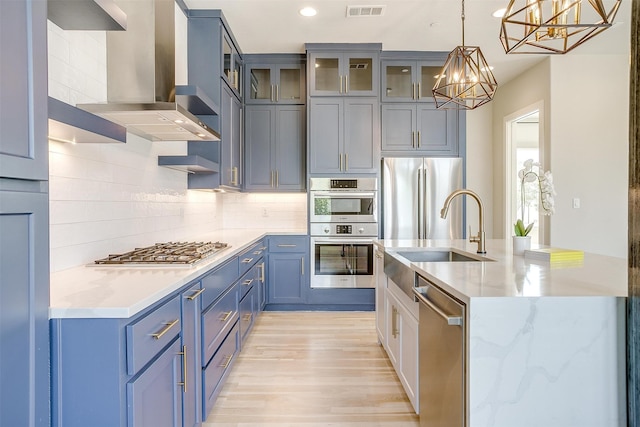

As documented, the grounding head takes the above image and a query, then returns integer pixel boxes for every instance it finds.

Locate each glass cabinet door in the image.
[249,67,272,101]
[419,65,441,100]
[313,56,340,94]
[223,35,232,83]
[384,63,414,100]
[347,56,373,93]
[278,67,302,102]
[232,54,242,95]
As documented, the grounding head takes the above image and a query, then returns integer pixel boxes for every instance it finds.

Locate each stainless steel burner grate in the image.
[94,241,230,265]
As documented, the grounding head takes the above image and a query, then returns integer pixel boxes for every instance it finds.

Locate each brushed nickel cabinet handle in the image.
[258,262,265,282]
[220,355,232,369]
[242,257,254,264]
[345,153,348,171]
[220,311,233,322]
[178,345,187,392]
[271,84,275,102]
[417,82,421,100]
[276,85,279,102]
[151,319,179,340]
[301,256,304,275]
[339,153,343,171]
[345,75,349,93]
[243,279,254,286]
[276,170,279,187]
[418,131,421,148]
[186,288,205,301]
[412,131,415,148]
[277,244,297,248]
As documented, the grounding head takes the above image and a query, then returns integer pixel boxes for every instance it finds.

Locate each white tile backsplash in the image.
[47,21,308,272]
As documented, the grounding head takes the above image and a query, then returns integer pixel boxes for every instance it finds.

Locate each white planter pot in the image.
[512,236,531,255]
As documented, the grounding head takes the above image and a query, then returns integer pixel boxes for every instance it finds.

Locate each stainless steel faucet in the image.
[440,189,486,254]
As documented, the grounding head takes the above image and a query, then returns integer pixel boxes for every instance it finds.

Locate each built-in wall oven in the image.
[309,178,378,289]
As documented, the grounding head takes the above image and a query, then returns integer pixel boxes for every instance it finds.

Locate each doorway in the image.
[505,103,545,245]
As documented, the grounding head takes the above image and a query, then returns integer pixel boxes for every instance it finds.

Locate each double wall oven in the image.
[309,178,378,289]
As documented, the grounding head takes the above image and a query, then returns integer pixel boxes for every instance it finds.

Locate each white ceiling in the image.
[183,0,631,84]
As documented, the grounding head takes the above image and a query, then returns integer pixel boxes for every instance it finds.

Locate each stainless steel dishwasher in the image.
[413,275,466,427]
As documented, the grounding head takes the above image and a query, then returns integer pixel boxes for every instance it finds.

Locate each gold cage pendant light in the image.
[500,0,622,54]
[432,0,498,110]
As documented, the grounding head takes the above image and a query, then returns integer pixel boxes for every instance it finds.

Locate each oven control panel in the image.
[336,225,352,234]
[310,222,378,237]
[330,179,357,189]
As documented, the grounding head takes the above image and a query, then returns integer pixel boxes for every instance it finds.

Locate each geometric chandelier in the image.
[499,0,622,54]
[432,0,498,110]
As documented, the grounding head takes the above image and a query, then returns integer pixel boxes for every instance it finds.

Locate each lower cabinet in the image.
[374,246,386,343]
[202,322,239,417]
[181,283,204,427]
[267,235,308,305]
[127,338,184,427]
[383,280,419,413]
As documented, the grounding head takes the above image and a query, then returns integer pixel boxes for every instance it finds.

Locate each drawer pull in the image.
[178,345,187,392]
[243,313,252,322]
[253,250,262,255]
[277,244,297,248]
[186,288,205,301]
[241,257,254,264]
[151,319,179,340]
[260,246,267,251]
[258,262,265,282]
[220,355,233,369]
[243,279,254,286]
[220,311,233,322]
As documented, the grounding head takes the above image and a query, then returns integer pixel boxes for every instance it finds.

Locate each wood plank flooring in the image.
[203,311,420,426]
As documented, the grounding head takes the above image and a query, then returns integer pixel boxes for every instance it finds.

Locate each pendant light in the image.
[499,0,622,54]
[432,0,498,110]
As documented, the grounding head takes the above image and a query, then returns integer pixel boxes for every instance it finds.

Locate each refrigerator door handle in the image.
[423,168,428,238]
[417,169,422,239]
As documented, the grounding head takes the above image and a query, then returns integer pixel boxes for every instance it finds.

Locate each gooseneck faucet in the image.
[440,189,486,254]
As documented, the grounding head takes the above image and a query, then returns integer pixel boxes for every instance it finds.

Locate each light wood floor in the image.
[203,311,420,427]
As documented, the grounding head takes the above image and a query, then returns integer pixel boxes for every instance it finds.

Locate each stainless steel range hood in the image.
[78,0,220,142]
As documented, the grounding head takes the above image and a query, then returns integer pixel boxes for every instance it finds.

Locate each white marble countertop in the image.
[49,229,306,319]
[376,238,628,303]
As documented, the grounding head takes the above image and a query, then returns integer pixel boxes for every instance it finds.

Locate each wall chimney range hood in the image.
[48,0,127,31]
[78,0,220,142]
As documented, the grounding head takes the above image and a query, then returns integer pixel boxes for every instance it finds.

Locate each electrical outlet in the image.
[572,198,581,209]
[261,208,268,217]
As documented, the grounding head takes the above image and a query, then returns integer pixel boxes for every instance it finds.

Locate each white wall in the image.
[466,106,494,238]
[548,54,629,258]
[221,193,307,229]
[488,54,629,258]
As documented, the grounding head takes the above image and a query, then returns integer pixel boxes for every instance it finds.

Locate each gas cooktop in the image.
[93,241,230,266]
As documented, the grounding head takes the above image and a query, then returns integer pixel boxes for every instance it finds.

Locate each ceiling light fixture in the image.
[499,0,622,54]
[300,7,317,17]
[432,0,498,110]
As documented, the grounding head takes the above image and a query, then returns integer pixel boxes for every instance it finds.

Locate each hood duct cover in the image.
[79,0,220,141]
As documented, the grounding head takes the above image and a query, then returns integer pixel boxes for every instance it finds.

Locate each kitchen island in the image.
[376,238,627,427]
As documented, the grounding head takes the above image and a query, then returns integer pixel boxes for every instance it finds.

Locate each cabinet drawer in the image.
[238,240,266,275]
[126,295,181,375]
[239,285,256,344]
[238,264,258,300]
[268,235,307,252]
[203,321,239,416]
[201,257,239,310]
[202,284,238,364]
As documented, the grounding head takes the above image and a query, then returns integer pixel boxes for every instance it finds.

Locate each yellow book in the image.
[524,247,584,262]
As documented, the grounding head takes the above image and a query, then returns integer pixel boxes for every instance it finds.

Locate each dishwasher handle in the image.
[413,286,463,326]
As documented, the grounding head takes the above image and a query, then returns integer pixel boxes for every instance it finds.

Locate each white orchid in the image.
[515,159,556,236]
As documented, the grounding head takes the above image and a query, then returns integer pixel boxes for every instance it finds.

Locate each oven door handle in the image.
[311,192,376,198]
[313,239,373,244]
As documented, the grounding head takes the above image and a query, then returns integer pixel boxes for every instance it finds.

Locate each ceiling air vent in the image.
[346,5,386,18]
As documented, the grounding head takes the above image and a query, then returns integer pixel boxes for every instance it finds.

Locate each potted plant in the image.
[513,159,556,255]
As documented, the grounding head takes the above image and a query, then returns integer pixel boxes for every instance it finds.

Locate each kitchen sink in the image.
[394,249,490,263]
[384,249,493,298]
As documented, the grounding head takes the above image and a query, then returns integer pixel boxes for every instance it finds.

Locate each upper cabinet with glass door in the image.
[222,29,242,98]
[244,55,306,104]
[381,53,448,102]
[306,43,381,97]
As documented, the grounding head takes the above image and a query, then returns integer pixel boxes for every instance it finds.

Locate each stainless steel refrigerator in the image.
[382,157,463,239]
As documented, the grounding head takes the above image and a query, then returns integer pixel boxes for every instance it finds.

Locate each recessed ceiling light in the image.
[492,8,506,18]
[300,7,317,17]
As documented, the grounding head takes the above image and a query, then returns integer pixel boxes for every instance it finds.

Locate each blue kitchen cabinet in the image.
[267,236,309,306]
[0,1,50,426]
[306,44,381,97]
[245,105,306,191]
[244,56,305,104]
[309,97,379,174]
[381,103,459,155]
[381,57,447,103]
[127,338,184,427]
[181,283,204,427]
[220,84,242,190]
